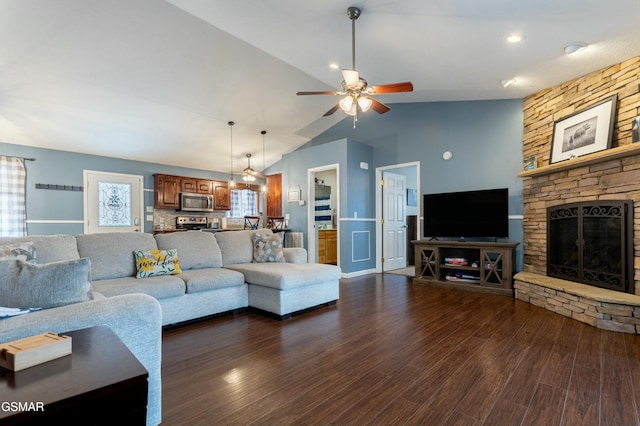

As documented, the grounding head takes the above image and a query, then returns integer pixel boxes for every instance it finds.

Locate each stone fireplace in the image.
[515,56,640,334]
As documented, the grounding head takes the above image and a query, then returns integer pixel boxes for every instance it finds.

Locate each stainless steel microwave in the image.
[180,192,213,212]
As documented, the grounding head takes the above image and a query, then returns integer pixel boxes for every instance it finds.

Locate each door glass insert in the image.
[98,181,132,226]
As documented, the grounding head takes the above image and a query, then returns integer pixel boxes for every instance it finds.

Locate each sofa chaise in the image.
[0,229,341,425]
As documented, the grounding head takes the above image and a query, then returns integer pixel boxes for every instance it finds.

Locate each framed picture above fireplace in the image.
[550,95,617,164]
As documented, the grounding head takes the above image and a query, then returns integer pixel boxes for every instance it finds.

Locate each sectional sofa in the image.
[0,229,341,426]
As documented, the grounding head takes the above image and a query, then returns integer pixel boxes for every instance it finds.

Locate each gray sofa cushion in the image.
[76,232,158,280]
[0,258,92,309]
[91,275,186,299]
[177,268,245,294]
[225,262,342,290]
[215,229,272,266]
[155,231,223,269]
[0,235,80,263]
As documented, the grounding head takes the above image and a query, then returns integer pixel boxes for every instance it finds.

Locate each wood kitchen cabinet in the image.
[266,173,282,217]
[318,229,337,264]
[154,174,181,209]
[181,178,212,194]
[213,181,230,210]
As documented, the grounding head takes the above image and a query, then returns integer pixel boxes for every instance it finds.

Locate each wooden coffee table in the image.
[0,325,148,425]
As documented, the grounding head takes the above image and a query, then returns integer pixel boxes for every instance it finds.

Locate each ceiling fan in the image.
[297,6,413,125]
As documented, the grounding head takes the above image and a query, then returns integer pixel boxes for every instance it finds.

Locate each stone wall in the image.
[521,56,640,295]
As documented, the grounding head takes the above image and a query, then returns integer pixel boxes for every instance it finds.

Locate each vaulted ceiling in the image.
[2,0,640,172]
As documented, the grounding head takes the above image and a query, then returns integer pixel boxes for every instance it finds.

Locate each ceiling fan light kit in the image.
[297,6,413,127]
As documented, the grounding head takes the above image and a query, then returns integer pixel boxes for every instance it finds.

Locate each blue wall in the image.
[279,98,525,272]
[3,98,525,272]
[0,142,233,235]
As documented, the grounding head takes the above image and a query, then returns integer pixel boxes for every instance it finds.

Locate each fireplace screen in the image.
[547,201,633,293]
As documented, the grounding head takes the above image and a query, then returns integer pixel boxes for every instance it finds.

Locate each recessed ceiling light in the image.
[564,42,588,55]
[501,78,517,88]
[506,33,524,43]
[329,63,339,70]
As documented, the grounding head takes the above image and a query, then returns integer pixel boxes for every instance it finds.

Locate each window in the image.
[0,156,27,237]
[229,189,258,218]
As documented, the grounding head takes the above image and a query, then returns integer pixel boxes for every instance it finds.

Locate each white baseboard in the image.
[341,268,376,279]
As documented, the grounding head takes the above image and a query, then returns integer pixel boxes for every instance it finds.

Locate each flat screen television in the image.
[423,188,509,239]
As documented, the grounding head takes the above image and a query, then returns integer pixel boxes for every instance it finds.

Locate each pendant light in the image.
[242,153,256,184]
[228,121,235,188]
[261,130,267,192]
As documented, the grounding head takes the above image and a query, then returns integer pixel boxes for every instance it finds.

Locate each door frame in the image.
[307,164,340,266]
[375,161,420,272]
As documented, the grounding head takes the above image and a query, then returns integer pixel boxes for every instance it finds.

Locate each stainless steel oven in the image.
[180,192,213,212]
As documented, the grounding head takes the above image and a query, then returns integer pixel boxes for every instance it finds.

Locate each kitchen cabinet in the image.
[154,174,181,209]
[213,181,230,210]
[266,173,282,217]
[181,178,212,194]
[318,229,337,264]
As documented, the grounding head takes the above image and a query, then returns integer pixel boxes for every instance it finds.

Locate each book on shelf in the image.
[444,257,468,266]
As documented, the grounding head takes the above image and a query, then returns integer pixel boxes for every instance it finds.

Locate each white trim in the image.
[351,230,371,262]
[341,268,376,279]
[26,220,84,224]
[340,217,376,222]
[307,164,340,266]
[509,215,524,220]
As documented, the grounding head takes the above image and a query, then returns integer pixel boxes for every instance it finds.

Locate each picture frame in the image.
[407,188,417,207]
[550,95,617,164]
[287,189,300,202]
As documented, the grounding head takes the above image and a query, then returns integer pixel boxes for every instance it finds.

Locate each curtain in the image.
[0,156,27,237]
[229,189,257,218]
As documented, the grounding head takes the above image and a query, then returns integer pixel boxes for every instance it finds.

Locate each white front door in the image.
[383,171,407,270]
[83,170,144,234]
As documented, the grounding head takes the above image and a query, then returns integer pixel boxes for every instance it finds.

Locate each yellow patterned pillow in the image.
[134,249,181,279]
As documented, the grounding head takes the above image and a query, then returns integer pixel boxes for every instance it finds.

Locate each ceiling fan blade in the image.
[297,91,339,96]
[369,82,414,94]
[323,104,340,116]
[371,98,391,114]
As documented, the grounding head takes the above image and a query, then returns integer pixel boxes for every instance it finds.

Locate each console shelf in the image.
[412,240,518,296]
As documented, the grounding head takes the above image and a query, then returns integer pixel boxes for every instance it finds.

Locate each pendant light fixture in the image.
[242,153,256,184]
[228,121,235,188]
[261,130,267,192]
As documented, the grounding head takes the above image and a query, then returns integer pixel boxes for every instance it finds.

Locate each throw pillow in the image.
[134,249,181,279]
[0,242,36,263]
[0,258,92,309]
[253,232,285,263]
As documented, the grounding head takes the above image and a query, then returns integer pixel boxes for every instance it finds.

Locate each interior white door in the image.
[83,170,144,234]
[382,171,407,270]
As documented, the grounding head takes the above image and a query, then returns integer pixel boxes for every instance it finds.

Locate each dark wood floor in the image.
[161,273,640,425]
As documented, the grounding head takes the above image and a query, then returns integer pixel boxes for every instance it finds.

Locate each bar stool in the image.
[267,216,285,230]
[244,216,260,229]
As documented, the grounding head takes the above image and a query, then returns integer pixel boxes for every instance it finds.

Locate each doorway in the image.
[307,164,339,266]
[375,162,420,273]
